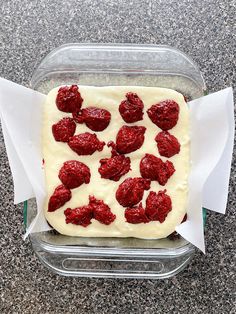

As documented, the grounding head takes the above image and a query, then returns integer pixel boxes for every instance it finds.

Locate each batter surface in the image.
[43,86,190,238]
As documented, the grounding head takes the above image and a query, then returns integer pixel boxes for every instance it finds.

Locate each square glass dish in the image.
[26,43,206,279]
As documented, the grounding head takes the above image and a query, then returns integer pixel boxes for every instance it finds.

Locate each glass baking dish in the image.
[26,43,206,279]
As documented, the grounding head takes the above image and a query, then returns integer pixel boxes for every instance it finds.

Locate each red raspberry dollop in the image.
[68,132,105,155]
[89,196,116,225]
[119,92,144,123]
[64,196,116,226]
[147,100,179,130]
[48,185,71,212]
[115,125,146,154]
[140,154,175,186]
[56,85,83,113]
[73,107,111,131]
[155,131,180,158]
[116,177,151,207]
[52,117,76,142]
[64,206,93,227]
[145,190,172,223]
[125,203,150,224]
[98,147,131,181]
[58,160,91,189]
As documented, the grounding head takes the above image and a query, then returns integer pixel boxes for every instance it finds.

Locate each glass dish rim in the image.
[31,43,206,92]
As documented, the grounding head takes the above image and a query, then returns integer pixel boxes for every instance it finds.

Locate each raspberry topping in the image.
[140,154,175,186]
[98,146,131,181]
[59,160,91,189]
[155,131,180,158]
[147,100,179,130]
[68,133,105,155]
[115,125,146,154]
[89,196,116,225]
[125,203,150,224]
[145,190,172,223]
[52,117,76,142]
[73,107,111,131]
[64,196,116,226]
[64,206,93,227]
[56,85,83,113]
[116,177,151,207]
[48,185,71,212]
[119,92,144,123]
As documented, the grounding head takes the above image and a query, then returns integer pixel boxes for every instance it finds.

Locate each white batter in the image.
[43,86,190,238]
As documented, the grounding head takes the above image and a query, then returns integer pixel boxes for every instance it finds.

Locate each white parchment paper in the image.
[176,87,234,252]
[0,78,234,252]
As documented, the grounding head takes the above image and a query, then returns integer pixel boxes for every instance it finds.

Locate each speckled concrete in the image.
[0,0,235,313]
